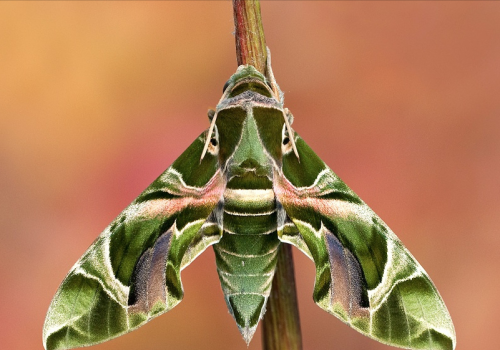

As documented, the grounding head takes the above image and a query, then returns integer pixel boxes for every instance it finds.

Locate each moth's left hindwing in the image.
[43,132,224,350]
[274,134,456,350]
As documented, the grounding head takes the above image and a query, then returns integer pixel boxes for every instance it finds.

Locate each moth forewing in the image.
[43,133,225,350]
[274,135,456,350]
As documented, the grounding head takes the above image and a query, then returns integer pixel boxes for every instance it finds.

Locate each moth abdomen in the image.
[212,187,280,343]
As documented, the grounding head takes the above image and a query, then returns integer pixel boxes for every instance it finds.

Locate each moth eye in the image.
[222,80,230,93]
[281,123,293,155]
[207,125,219,155]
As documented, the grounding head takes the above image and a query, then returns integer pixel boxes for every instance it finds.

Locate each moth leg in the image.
[276,201,312,259]
[284,108,294,125]
[180,200,223,269]
[207,109,216,121]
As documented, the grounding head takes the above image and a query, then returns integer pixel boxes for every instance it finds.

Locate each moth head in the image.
[201,65,298,162]
[223,65,274,99]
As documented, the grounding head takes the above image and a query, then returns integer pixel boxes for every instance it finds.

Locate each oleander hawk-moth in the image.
[43,50,456,350]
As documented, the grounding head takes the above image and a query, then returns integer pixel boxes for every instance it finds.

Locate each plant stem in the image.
[262,245,303,350]
[232,1,303,349]
[232,0,267,73]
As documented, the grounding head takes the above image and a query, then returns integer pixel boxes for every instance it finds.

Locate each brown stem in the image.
[262,245,303,350]
[232,0,267,73]
[232,1,303,349]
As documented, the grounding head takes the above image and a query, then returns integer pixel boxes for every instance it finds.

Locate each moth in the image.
[44,49,455,350]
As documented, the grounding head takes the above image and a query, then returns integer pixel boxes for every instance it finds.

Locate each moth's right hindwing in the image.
[43,132,224,350]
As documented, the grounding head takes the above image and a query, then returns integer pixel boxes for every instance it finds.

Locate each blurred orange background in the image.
[1,2,499,350]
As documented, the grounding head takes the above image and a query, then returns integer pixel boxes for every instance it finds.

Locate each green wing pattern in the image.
[274,135,456,350]
[43,133,225,350]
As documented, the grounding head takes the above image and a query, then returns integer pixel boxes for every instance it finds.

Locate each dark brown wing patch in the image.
[324,229,369,319]
[129,231,172,314]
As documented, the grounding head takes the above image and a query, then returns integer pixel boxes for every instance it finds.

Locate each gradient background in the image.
[1,2,499,350]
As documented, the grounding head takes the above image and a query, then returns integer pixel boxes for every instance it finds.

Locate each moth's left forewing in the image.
[43,133,225,350]
[274,134,456,350]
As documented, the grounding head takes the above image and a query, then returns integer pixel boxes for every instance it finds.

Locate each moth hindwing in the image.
[44,56,455,350]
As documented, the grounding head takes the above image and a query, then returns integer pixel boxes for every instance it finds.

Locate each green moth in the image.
[43,49,455,350]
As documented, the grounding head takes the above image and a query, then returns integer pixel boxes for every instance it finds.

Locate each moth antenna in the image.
[265,47,283,103]
[266,47,299,160]
[201,86,233,162]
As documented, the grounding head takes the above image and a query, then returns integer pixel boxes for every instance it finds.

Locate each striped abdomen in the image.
[213,187,280,341]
